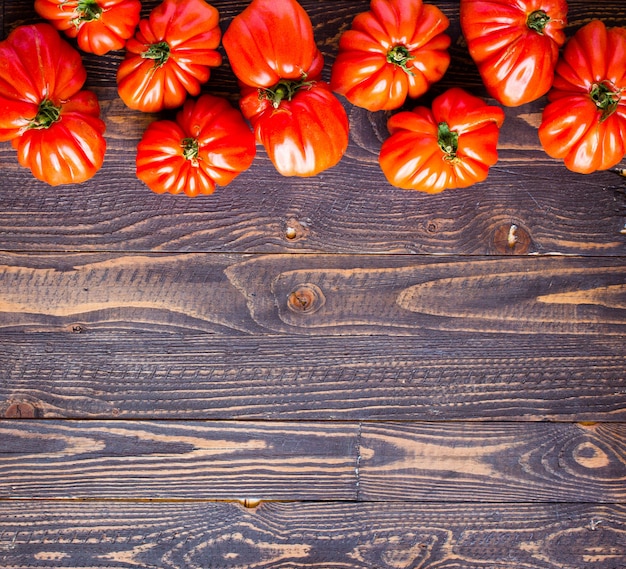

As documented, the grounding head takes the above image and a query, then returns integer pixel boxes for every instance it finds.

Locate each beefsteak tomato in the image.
[239,81,349,177]
[0,24,106,185]
[538,20,626,173]
[117,0,222,113]
[379,87,505,192]
[34,0,141,55]
[136,94,256,197]
[222,0,323,88]
[329,0,451,112]
[460,0,568,107]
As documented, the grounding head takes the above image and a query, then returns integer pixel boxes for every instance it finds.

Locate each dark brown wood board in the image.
[1,0,625,567]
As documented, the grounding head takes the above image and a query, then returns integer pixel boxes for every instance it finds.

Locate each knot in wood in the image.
[287,283,325,314]
[5,402,37,419]
[492,222,531,254]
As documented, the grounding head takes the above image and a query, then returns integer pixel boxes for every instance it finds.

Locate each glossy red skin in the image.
[136,94,256,197]
[330,0,451,112]
[117,0,222,113]
[460,0,568,107]
[379,87,505,193]
[239,82,349,177]
[223,0,322,88]
[539,20,626,174]
[0,24,106,185]
[34,0,141,55]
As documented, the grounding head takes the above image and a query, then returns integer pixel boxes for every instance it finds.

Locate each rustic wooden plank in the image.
[0,420,359,500]
[0,1,624,256]
[1,421,624,502]
[358,422,626,503]
[1,252,624,335]
[1,332,624,421]
[0,501,624,569]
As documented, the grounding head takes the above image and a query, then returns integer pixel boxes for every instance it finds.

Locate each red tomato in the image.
[239,81,349,178]
[330,0,451,112]
[460,0,568,107]
[223,0,323,88]
[136,94,256,197]
[34,0,141,55]
[117,0,222,113]
[379,87,505,193]
[539,20,626,174]
[0,24,106,185]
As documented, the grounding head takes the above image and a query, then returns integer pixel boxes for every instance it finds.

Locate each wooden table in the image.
[1,1,625,567]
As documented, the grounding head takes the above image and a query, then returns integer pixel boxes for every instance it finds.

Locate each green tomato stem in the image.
[590,80,622,121]
[142,41,171,67]
[526,10,551,34]
[260,76,314,109]
[386,45,415,76]
[74,0,103,23]
[438,121,459,159]
[29,99,61,130]
[182,137,200,165]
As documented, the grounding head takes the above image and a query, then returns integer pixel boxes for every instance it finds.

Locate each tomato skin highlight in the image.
[0,23,106,185]
[222,0,322,89]
[34,0,141,55]
[330,0,451,111]
[460,0,568,107]
[539,20,626,174]
[116,0,222,113]
[136,94,256,197]
[379,87,505,193]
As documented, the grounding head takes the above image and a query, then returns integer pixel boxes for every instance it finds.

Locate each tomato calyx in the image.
[181,137,200,166]
[141,41,171,67]
[28,99,62,130]
[526,10,551,35]
[590,80,622,121]
[72,0,103,25]
[259,76,314,109]
[437,121,459,161]
[386,45,415,75]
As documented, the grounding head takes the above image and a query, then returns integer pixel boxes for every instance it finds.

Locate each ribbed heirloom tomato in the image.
[330,0,451,112]
[34,0,141,55]
[460,0,568,106]
[0,24,106,186]
[117,0,222,113]
[379,88,505,193]
[223,0,349,177]
[539,20,626,173]
[136,94,256,197]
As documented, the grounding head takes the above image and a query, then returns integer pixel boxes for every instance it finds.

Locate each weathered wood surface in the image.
[1,0,625,567]
[2,332,624,420]
[1,502,625,569]
[0,252,624,335]
[1,421,624,502]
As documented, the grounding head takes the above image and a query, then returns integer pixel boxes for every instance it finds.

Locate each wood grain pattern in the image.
[1,421,624,502]
[0,420,358,500]
[1,332,624,421]
[0,252,624,335]
[0,501,624,569]
[0,1,624,256]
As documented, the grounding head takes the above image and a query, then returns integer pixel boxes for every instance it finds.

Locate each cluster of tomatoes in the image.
[0,0,625,196]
